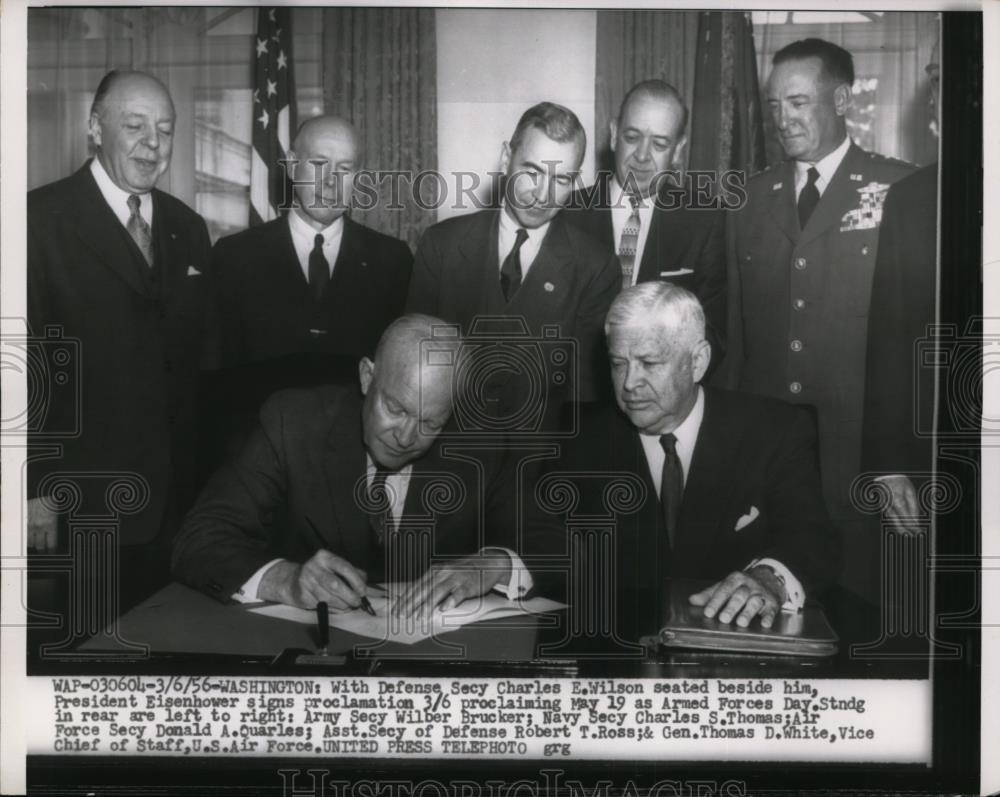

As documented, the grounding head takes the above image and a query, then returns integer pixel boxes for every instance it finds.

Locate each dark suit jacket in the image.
[723,142,915,523]
[861,165,938,476]
[27,162,216,545]
[405,209,620,409]
[527,388,840,628]
[561,176,727,367]
[211,215,412,364]
[172,385,515,602]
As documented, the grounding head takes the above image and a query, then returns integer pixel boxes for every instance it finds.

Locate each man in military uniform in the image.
[723,38,914,600]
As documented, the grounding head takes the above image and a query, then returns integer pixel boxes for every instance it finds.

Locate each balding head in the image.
[89,70,175,193]
[611,80,688,199]
[288,115,360,229]
[359,315,460,470]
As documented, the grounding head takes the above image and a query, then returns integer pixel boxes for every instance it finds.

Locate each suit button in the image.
[861,245,870,255]
[794,257,807,270]
[793,298,806,310]
[790,339,803,352]
[789,381,802,394]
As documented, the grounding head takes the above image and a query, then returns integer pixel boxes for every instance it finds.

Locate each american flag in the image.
[249,7,296,226]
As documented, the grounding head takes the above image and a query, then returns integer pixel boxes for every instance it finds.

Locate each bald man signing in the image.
[172,315,530,615]
[211,115,412,365]
[27,70,217,612]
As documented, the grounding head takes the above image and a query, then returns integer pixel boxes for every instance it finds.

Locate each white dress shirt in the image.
[288,210,344,282]
[636,387,805,611]
[498,205,548,278]
[235,455,532,603]
[794,135,851,201]
[609,177,655,286]
[90,157,153,229]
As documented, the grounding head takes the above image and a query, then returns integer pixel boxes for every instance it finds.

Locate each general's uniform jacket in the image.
[723,142,915,526]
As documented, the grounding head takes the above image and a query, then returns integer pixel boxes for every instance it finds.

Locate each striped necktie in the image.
[618,194,641,289]
[126,194,154,266]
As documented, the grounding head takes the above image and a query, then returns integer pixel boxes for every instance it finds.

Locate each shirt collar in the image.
[638,385,705,477]
[288,208,344,244]
[610,176,649,210]
[796,135,851,186]
[499,203,549,243]
[90,156,154,226]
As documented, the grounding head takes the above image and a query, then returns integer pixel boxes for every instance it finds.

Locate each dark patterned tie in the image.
[367,468,393,546]
[797,166,821,230]
[308,233,329,302]
[618,195,641,289]
[500,227,528,302]
[126,194,153,266]
[659,433,683,549]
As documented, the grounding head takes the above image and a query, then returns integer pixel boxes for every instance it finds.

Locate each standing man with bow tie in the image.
[27,70,218,617]
[211,115,412,366]
[405,103,620,430]
[722,39,914,600]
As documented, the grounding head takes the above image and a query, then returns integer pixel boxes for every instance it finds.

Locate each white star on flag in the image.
[258,108,269,129]
[268,9,276,21]
[256,38,268,57]
[277,51,287,70]
[267,79,278,97]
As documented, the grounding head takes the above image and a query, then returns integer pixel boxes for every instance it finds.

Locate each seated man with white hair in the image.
[530,282,841,634]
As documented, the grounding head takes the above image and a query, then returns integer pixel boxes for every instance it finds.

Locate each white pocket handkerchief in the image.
[187,266,202,276]
[660,268,694,277]
[734,506,760,532]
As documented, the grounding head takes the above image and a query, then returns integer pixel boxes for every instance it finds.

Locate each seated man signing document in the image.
[172,314,528,616]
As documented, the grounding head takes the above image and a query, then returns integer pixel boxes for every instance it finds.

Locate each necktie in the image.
[308,233,330,302]
[126,194,153,266]
[500,227,528,302]
[659,433,683,549]
[797,166,821,230]
[367,468,394,545]
[618,195,641,289]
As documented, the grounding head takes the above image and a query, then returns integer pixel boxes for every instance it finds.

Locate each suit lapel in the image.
[152,191,188,302]
[319,395,371,565]
[511,215,575,312]
[798,143,865,245]
[675,389,747,562]
[68,165,152,297]
[274,216,312,297]
[458,210,504,314]
[762,161,799,245]
[330,217,364,289]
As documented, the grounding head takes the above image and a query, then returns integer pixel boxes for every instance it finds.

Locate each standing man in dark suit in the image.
[405,103,620,425]
[724,39,914,599]
[861,48,940,531]
[27,70,216,612]
[173,315,532,616]
[562,80,726,365]
[529,283,839,636]
[212,115,412,366]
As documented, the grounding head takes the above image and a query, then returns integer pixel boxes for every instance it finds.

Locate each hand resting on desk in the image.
[258,550,368,611]
[391,550,512,618]
[688,566,786,629]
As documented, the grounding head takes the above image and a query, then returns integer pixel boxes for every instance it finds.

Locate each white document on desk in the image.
[249,590,566,645]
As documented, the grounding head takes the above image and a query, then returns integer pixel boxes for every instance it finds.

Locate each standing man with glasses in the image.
[723,39,914,599]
